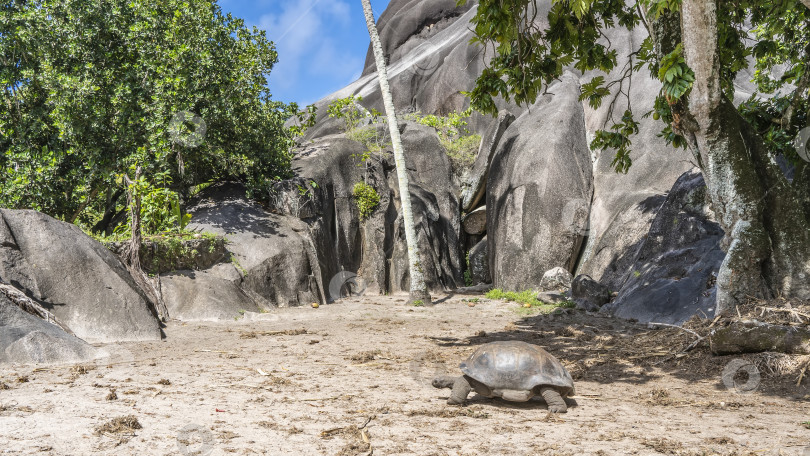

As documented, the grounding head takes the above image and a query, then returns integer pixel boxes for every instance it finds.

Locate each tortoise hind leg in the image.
[448,376,471,405]
[539,387,567,413]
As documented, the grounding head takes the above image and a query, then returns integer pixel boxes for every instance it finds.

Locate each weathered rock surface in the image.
[486,74,593,291]
[602,170,725,324]
[537,291,570,305]
[460,111,516,212]
[285,122,463,296]
[305,0,490,141]
[574,22,695,290]
[468,237,490,285]
[186,184,325,308]
[0,294,98,364]
[380,122,465,293]
[571,275,611,311]
[0,209,162,343]
[711,321,810,355]
[540,267,574,292]
[462,206,486,235]
[161,264,260,321]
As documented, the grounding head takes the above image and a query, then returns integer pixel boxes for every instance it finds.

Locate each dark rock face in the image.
[0,209,162,343]
[460,111,516,212]
[486,74,593,291]
[468,237,490,285]
[602,170,725,325]
[571,275,611,311]
[0,295,98,364]
[186,184,325,308]
[280,122,464,296]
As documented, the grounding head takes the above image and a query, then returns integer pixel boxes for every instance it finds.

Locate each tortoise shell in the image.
[460,341,574,395]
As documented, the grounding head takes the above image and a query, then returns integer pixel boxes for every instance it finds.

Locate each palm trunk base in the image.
[408,289,433,306]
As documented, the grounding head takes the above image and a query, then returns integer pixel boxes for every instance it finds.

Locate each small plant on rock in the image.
[352,182,380,220]
[327,96,366,132]
[404,109,481,172]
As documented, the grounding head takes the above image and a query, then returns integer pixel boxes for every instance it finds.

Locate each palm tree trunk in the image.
[360,0,431,304]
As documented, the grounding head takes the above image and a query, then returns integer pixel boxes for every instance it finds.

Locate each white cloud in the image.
[256,0,359,97]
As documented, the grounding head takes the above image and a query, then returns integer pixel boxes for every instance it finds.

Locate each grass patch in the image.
[486,288,576,315]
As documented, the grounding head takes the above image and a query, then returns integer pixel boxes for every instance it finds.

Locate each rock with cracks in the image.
[0,294,99,364]
[0,209,162,343]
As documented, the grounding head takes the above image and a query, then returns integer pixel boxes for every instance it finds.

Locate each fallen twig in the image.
[648,322,708,353]
[756,306,810,323]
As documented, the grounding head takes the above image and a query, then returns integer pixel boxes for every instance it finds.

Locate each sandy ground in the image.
[1,294,809,456]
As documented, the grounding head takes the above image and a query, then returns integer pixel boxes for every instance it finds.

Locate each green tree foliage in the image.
[0,0,314,230]
[461,0,809,172]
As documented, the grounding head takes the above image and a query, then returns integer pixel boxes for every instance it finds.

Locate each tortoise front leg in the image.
[448,376,471,405]
[539,387,567,413]
[431,376,458,389]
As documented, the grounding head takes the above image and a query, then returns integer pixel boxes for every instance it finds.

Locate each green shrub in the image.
[112,172,191,237]
[347,126,390,159]
[352,182,380,220]
[404,109,480,172]
[327,96,366,132]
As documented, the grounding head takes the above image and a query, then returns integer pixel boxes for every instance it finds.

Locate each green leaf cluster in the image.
[351,182,380,220]
[461,0,810,173]
[114,172,190,236]
[658,44,695,101]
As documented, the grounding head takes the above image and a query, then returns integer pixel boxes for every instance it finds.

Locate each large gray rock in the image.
[486,74,593,291]
[460,111,516,212]
[602,170,725,325]
[571,275,611,311]
[278,138,368,297]
[540,267,574,292]
[574,21,694,290]
[304,0,491,141]
[186,184,325,308]
[0,209,162,343]
[468,237,490,285]
[462,206,487,235]
[386,122,465,292]
[161,264,261,321]
[0,295,98,364]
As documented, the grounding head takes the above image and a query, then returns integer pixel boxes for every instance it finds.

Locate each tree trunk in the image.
[123,168,169,321]
[360,0,432,305]
[674,0,810,315]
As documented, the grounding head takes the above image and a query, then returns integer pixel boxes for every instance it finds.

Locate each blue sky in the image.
[219,0,391,106]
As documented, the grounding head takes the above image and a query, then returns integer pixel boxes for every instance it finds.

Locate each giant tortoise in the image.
[432,340,575,412]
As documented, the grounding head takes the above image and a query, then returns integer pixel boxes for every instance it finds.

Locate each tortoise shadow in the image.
[434,394,579,412]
